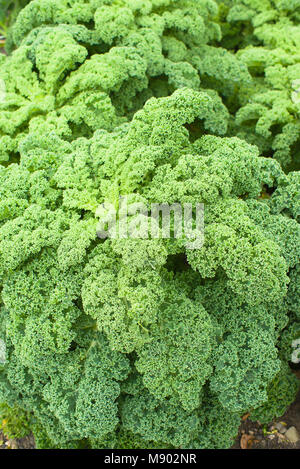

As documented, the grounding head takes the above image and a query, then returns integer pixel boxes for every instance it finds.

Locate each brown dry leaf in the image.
[242,413,250,421]
[240,434,254,449]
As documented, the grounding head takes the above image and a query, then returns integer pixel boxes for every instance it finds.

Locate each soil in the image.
[232,388,300,449]
[0,432,35,450]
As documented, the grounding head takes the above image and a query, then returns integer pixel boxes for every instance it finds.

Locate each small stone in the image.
[285,426,300,444]
[8,439,18,449]
[268,434,275,440]
[274,422,287,434]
